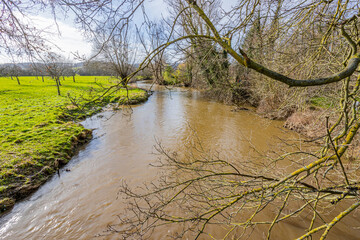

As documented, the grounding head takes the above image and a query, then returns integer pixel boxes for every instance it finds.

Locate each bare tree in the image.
[43,52,67,96]
[137,19,168,84]
[2,0,360,239]
[167,0,230,89]
[47,1,360,237]
[111,1,360,239]
[62,62,78,82]
[95,23,137,85]
[0,0,49,60]
[5,64,22,85]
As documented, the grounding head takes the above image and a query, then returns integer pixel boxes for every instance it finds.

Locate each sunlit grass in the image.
[0,76,148,212]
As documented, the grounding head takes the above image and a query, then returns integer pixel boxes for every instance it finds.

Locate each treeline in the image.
[0,61,135,77]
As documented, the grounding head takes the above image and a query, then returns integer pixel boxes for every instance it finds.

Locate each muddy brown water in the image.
[0,82,359,239]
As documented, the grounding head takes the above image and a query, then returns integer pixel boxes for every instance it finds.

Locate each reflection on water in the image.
[0,82,359,239]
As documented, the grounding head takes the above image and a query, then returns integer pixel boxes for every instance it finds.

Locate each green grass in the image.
[0,76,148,212]
[309,96,336,109]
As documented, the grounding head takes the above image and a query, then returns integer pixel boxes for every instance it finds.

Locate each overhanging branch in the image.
[187,0,360,87]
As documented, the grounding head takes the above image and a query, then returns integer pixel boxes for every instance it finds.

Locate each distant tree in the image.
[94,24,138,85]
[67,64,79,82]
[137,20,167,84]
[0,65,5,77]
[79,61,113,76]
[5,64,22,85]
[37,64,48,82]
[43,52,67,96]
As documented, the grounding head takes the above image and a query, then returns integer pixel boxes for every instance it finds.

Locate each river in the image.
[0,82,359,239]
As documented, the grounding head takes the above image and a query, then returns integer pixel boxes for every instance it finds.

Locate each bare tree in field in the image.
[43,52,67,96]
[6,64,22,85]
[68,64,79,83]
[60,62,78,82]
[30,63,47,82]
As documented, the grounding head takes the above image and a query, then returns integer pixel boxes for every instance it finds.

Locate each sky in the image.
[0,0,170,63]
[31,16,93,60]
[0,13,93,63]
[0,0,234,64]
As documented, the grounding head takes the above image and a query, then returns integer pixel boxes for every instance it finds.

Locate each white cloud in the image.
[31,15,93,61]
[0,14,93,63]
[144,0,170,20]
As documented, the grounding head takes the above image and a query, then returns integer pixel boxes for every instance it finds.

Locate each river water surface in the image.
[0,83,359,239]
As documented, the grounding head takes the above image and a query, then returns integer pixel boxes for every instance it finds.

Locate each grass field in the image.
[0,76,148,212]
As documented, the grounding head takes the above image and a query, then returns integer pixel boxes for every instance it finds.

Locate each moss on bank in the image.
[0,76,149,214]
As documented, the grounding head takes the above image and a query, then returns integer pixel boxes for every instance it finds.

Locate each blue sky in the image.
[52,0,172,60]
[0,0,235,63]
[0,0,170,63]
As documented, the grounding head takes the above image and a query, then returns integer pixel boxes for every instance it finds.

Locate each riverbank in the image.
[0,80,307,239]
[208,86,332,140]
[0,76,149,214]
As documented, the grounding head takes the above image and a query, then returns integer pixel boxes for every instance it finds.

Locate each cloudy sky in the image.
[0,13,93,63]
[0,0,171,63]
[47,0,170,60]
[31,16,93,60]
[0,0,234,63]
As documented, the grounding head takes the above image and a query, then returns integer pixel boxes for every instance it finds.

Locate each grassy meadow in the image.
[0,76,148,212]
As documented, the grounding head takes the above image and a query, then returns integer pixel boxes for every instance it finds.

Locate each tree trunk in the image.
[16,76,20,85]
[41,75,44,82]
[55,77,61,96]
[73,75,75,82]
